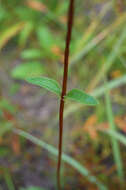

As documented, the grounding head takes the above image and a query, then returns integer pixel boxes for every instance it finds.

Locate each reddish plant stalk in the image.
[57,0,75,189]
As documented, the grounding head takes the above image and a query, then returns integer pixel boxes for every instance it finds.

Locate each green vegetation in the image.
[0,0,126,190]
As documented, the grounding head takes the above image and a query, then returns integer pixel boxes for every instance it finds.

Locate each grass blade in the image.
[0,23,25,51]
[70,13,126,66]
[87,26,126,91]
[3,168,15,190]
[14,129,108,190]
[105,130,126,146]
[104,79,124,181]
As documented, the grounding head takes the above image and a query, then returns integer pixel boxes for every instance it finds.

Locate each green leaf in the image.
[21,49,43,59]
[65,89,98,106]
[11,62,45,79]
[19,22,34,47]
[26,77,61,96]
[37,26,54,49]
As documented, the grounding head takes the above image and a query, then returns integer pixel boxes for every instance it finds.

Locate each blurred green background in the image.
[0,0,126,189]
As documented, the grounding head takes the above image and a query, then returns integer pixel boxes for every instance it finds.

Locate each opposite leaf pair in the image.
[26,77,98,106]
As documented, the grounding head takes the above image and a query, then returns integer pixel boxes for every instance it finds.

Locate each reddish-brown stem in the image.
[57,0,75,190]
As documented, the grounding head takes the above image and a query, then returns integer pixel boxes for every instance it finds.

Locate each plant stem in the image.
[57,0,74,189]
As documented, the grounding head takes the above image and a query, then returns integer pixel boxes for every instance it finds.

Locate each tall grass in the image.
[14,129,108,190]
[104,78,124,181]
[63,24,126,120]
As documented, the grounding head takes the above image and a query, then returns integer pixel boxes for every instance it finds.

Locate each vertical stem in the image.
[57,0,74,190]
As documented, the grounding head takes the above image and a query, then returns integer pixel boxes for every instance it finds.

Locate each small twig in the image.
[57,0,75,190]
